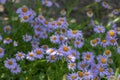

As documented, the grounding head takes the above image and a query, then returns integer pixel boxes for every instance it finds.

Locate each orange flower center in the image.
[18,53,23,57]
[63,46,69,52]
[99,67,104,72]
[36,50,42,55]
[8,61,13,65]
[23,16,28,20]
[72,30,77,34]
[51,55,55,60]
[105,50,111,55]
[0,48,2,53]
[22,6,28,13]
[78,71,83,77]
[29,53,34,57]
[100,58,106,64]
[109,31,115,37]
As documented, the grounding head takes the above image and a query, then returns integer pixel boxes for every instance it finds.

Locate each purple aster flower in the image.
[97,55,108,66]
[94,25,105,33]
[59,44,71,55]
[57,35,66,44]
[41,45,49,51]
[4,25,11,34]
[48,21,57,30]
[70,50,80,59]
[26,51,35,61]
[77,61,88,70]
[31,40,39,49]
[76,71,84,80]
[15,52,26,61]
[50,35,59,44]
[67,73,77,80]
[100,39,109,47]
[84,70,94,80]
[16,5,29,14]
[82,52,94,63]
[90,38,101,46]
[3,37,12,44]
[102,1,109,9]
[46,55,57,62]
[39,32,48,39]
[66,54,76,62]
[68,62,76,71]
[108,37,118,46]
[74,39,84,48]
[0,47,4,58]
[23,34,32,42]
[34,48,44,59]
[13,41,18,47]
[10,65,21,74]
[117,47,120,54]
[36,15,46,24]
[103,49,112,57]
[105,68,114,76]
[4,58,17,69]
[67,29,83,39]
[42,0,53,7]
[106,30,116,38]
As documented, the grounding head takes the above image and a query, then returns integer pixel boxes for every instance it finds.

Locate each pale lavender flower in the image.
[68,62,76,71]
[94,25,105,33]
[15,52,26,61]
[74,40,84,48]
[34,48,44,59]
[0,0,7,4]
[4,58,17,69]
[67,73,77,80]
[4,25,11,34]
[46,55,57,62]
[26,51,35,61]
[10,65,21,74]
[42,0,53,7]
[3,37,12,44]
[23,34,32,42]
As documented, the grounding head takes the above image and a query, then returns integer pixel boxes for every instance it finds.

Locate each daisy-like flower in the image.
[4,25,11,34]
[67,30,83,39]
[43,20,50,27]
[74,39,84,48]
[0,47,4,58]
[41,45,49,51]
[100,39,109,47]
[19,13,31,22]
[68,62,76,71]
[57,35,66,44]
[112,8,119,15]
[15,52,26,61]
[107,58,113,64]
[67,73,77,80]
[77,71,84,80]
[103,49,112,57]
[23,34,32,42]
[16,5,29,14]
[60,9,66,16]
[77,61,87,70]
[90,38,100,46]
[94,25,105,33]
[50,35,59,44]
[31,40,39,49]
[102,1,109,9]
[82,52,94,63]
[26,51,35,61]
[117,47,120,54]
[36,15,46,23]
[59,44,71,55]
[66,54,76,62]
[107,30,116,38]
[70,50,80,59]
[39,32,48,39]
[4,58,17,69]
[84,71,93,80]
[106,68,114,76]
[42,0,53,7]
[107,75,116,80]
[108,38,118,46]
[97,64,107,77]
[97,55,108,66]
[46,48,56,55]
[3,37,12,44]
[10,65,21,74]
[86,10,94,17]
[34,48,44,59]
[46,55,57,62]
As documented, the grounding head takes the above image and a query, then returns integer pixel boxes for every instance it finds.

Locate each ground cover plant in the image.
[0,0,120,80]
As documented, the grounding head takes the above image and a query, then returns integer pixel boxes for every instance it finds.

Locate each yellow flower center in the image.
[44,21,48,25]
[91,39,97,44]
[22,6,28,13]
[99,67,104,72]
[110,39,115,43]
[23,16,28,20]
[6,37,10,41]
[85,72,89,76]
[36,27,41,31]
[70,63,75,67]
[29,53,34,57]
[100,58,106,64]
[63,46,69,52]
[6,27,11,31]
[94,77,98,80]
[78,71,83,77]
[52,36,56,40]
[18,53,23,57]
[59,36,63,41]
[36,50,42,55]
[109,31,115,37]
[72,30,77,34]
[39,16,43,20]
[57,21,61,26]
[102,40,107,43]
[105,50,111,55]
[71,75,77,80]
[49,49,54,53]
[8,61,13,65]
[76,41,80,45]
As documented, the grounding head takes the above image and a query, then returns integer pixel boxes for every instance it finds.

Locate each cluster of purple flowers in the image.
[0,4,120,80]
